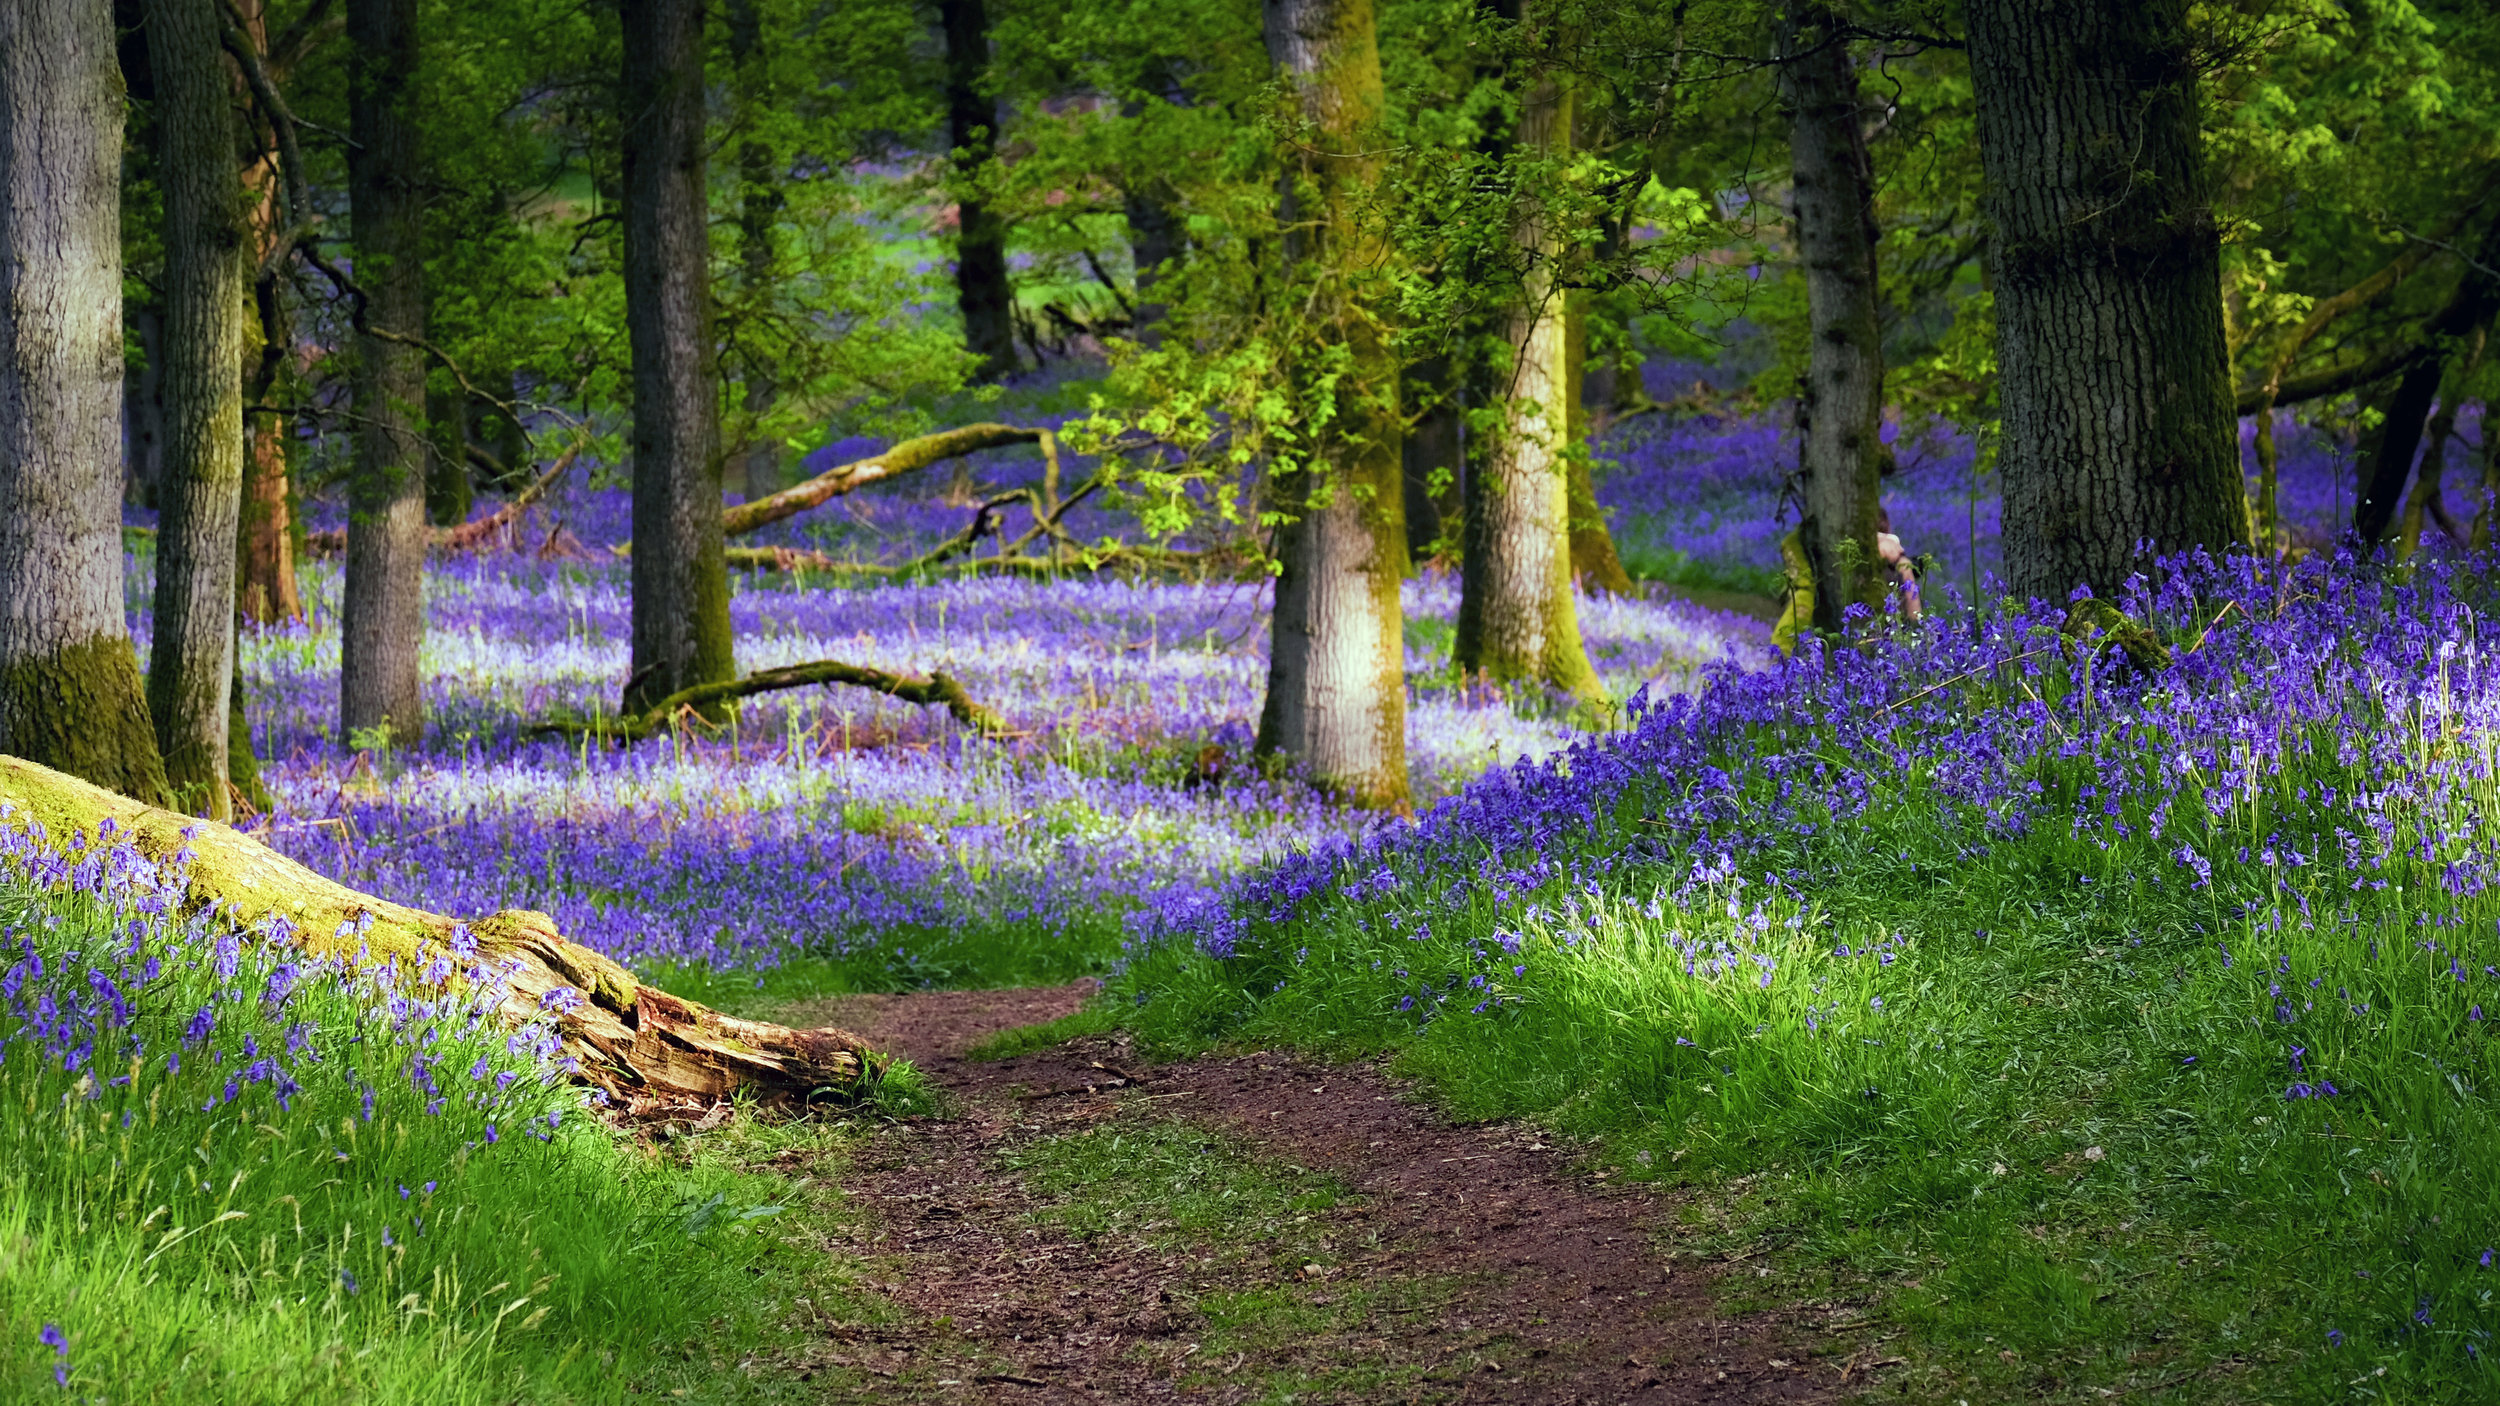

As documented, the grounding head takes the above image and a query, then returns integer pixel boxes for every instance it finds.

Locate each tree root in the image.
[534,659,1010,741]
[0,755,885,1108]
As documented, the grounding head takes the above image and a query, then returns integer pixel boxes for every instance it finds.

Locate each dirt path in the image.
[779,985,1870,1404]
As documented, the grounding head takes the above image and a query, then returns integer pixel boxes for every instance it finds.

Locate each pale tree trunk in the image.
[1455,31,1602,705]
[0,0,170,804]
[940,0,1017,381]
[1777,1,1885,631]
[1256,0,1408,810]
[1562,292,1634,596]
[235,0,301,627]
[342,0,428,743]
[728,0,784,501]
[1966,0,2246,602]
[621,0,734,714]
[143,0,251,819]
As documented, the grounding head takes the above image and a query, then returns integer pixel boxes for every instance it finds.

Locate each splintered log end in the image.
[0,755,886,1108]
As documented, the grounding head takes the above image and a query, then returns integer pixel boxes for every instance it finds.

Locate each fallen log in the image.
[0,755,884,1108]
[720,423,1042,538]
[531,658,1010,741]
[306,446,581,557]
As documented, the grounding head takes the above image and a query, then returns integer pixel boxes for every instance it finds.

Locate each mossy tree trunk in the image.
[1966,0,2247,602]
[1562,292,1635,596]
[620,0,735,715]
[143,0,253,820]
[1777,0,1887,633]
[1454,12,1604,707]
[940,0,1017,381]
[1255,0,1409,811]
[0,0,170,806]
[343,0,430,743]
[0,755,883,1105]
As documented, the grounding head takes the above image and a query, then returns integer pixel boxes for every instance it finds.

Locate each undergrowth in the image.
[1109,553,2500,1401]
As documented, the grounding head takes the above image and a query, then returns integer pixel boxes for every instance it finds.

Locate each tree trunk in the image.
[2352,225,2500,545]
[124,303,168,508]
[142,0,252,820]
[342,0,429,744]
[728,0,784,501]
[0,0,171,806]
[620,0,735,715]
[1454,25,1603,705]
[940,0,1017,381]
[1562,291,1635,594]
[0,754,884,1107]
[1402,354,1462,562]
[1777,1,1885,631]
[234,0,301,628]
[1256,0,1409,810]
[1965,0,2246,602]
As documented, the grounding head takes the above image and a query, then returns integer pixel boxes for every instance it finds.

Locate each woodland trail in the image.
[762,984,1886,1405]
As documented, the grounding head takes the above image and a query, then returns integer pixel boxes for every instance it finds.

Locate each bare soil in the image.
[776,984,1883,1404]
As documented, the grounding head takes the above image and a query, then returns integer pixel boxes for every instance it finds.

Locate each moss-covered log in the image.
[718,423,1042,538]
[0,754,884,1108]
[533,658,1009,741]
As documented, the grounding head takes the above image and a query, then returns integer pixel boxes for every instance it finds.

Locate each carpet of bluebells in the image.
[1114,541,2500,1391]
[156,429,1769,984]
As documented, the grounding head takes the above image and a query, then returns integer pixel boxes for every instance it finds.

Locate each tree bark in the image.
[727,0,785,501]
[0,754,885,1106]
[1777,2,1885,631]
[342,0,429,743]
[234,0,301,627]
[620,0,735,716]
[1256,0,1409,810]
[124,303,168,508]
[0,0,171,806]
[1562,292,1635,595]
[1454,19,1602,705]
[940,0,1017,381]
[1965,0,2247,602]
[142,0,253,820]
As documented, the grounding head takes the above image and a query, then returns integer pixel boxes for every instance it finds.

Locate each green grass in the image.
[1110,711,2500,1398]
[1615,539,1787,598]
[0,853,862,1404]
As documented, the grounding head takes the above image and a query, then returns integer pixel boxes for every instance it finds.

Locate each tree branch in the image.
[534,660,1010,741]
[717,423,1044,537]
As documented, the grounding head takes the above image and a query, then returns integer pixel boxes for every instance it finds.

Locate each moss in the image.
[0,633,170,807]
[227,662,274,816]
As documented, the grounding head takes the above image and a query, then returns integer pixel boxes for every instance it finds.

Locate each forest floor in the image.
[717,984,1898,1405]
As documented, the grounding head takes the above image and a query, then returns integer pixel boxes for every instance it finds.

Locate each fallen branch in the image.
[533,659,1010,741]
[719,424,1043,538]
[0,755,884,1107]
[306,447,582,557]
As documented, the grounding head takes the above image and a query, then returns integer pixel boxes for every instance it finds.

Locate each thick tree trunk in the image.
[143,0,253,820]
[1966,0,2246,602]
[1562,292,1635,595]
[1256,0,1408,810]
[0,754,884,1106]
[1454,30,1602,704]
[0,0,170,806]
[1402,354,1462,561]
[620,0,735,715]
[1777,2,1885,631]
[940,0,1017,381]
[342,0,429,743]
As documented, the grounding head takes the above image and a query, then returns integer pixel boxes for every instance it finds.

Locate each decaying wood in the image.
[0,754,885,1107]
[720,423,1042,538]
[533,658,1009,740]
[306,447,581,557]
